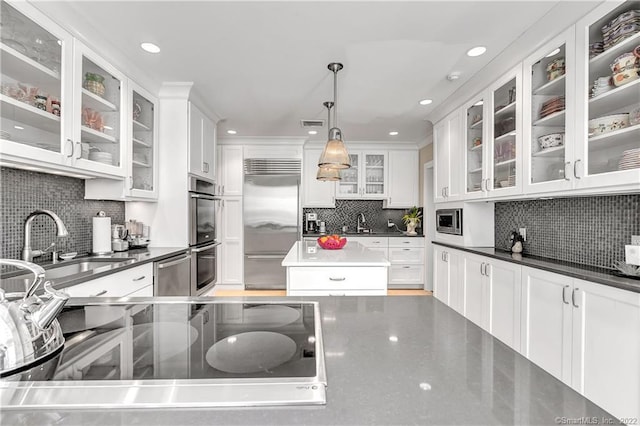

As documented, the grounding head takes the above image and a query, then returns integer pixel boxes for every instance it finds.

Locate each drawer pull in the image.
[403,266,411,269]
[91,290,107,297]
[402,248,411,251]
[132,276,146,281]
[329,277,346,281]
[403,241,410,244]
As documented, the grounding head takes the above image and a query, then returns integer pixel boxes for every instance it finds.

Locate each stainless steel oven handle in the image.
[190,193,217,200]
[157,254,192,268]
[191,243,220,253]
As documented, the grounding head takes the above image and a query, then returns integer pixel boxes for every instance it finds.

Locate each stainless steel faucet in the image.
[22,210,69,262]
[356,213,367,233]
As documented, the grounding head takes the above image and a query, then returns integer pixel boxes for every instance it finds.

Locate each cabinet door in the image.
[447,249,462,313]
[574,1,640,191]
[219,145,243,195]
[520,266,572,383]
[446,110,461,200]
[433,246,449,304]
[219,197,243,285]
[202,115,216,180]
[72,40,127,177]
[220,240,243,285]
[462,253,487,329]
[463,95,488,199]
[188,102,205,178]
[571,279,640,421]
[0,1,71,167]
[362,151,387,198]
[433,120,448,203]
[302,147,335,207]
[486,66,522,197]
[523,28,575,195]
[386,150,418,207]
[129,82,158,199]
[337,152,360,198]
[486,259,522,351]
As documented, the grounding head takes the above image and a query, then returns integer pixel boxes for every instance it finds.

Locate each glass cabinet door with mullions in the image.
[491,77,518,191]
[0,1,66,160]
[131,90,155,194]
[364,153,385,196]
[337,153,359,196]
[465,98,485,196]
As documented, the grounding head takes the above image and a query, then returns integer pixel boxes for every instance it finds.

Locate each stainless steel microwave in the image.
[436,208,463,235]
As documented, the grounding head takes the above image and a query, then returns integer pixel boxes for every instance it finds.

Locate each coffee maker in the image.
[305,213,318,233]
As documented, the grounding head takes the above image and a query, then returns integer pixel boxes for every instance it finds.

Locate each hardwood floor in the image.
[214,289,432,297]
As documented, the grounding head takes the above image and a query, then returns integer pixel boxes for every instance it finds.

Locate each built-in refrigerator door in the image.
[244,254,288,290]
[243,175,299,254]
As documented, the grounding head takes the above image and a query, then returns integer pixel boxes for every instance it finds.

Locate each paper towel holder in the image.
[92,211,113,255]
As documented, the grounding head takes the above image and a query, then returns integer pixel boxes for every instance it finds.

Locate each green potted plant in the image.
[402,206,422,235]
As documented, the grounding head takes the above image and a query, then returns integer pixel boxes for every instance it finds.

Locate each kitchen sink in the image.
[0,258,136,295]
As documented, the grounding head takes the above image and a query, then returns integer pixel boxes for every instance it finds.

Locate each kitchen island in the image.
[282,240,391,295]
[1,296,616,425]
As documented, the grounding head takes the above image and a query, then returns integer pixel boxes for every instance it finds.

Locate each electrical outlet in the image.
[632,235,640,245]
[519,227,527,241]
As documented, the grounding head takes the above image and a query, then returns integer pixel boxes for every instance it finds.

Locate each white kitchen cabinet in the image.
[433,109,461,202]
[337,150,388,199]
[348,236,388,257]
[388,238,425,289]
[485,258,522,351]
[217,196,243,285]
[287,266,387,296]
[64,263,153,298]
[216,144,243,196]
[462,252,488,330]
[433,246,461,311]
[85,82,159,201]
[570,279,640,421]
[522,27,576,195]
[462,94,489,199]
[302,147,335,207]
[384,149,419,208]
[573,1,640,191]
[520,266,574,383]
[188,102,216,181]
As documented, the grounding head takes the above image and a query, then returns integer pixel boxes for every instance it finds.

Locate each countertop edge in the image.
[432,241,640,294]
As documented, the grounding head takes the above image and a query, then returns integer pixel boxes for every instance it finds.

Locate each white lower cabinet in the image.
[462,253,488,330]
[63,263,153,298]
[433,246,461,310]
[217,197,243,285]
[486,259,521,351]
[287,266,387,296]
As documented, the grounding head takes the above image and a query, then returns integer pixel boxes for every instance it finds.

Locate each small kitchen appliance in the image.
[436,208,463,235]
[305,213,318,233]
[111,224,129,252]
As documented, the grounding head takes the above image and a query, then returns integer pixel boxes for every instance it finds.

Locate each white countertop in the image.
[282,241,391,267]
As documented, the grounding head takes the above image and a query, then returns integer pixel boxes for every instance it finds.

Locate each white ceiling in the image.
[34,1,594,144]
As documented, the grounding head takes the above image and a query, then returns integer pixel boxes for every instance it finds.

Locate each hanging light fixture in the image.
[318,62,351,170]
[317,101,341,181]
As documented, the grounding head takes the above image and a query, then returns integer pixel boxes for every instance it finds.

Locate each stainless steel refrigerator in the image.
[243,158,301,290]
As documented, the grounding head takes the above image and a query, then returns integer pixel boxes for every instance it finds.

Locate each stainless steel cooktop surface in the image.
[1,299,327,409]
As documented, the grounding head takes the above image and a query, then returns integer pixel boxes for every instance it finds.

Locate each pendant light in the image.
[318,62,351,170]
[316,101,341,181]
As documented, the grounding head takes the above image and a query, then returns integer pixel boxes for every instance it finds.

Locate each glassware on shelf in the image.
[83,72,106,97]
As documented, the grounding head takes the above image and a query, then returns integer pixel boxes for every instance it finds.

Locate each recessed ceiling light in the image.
[389,335,398,342]
[474,100,483,106]
[308,130,318,135]
[14,125,24,130]
[419,99,433,105]
[466,46,487,57]
[227,130,237,135]
[546,48,561,58]
[389,131,399,136]
[140,42,161,54]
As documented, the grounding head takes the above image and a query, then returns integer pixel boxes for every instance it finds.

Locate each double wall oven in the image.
[189,177,220,296]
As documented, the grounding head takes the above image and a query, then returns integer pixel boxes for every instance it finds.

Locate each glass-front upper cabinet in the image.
[130,84,157,198]
[337,150,387,199]
[523,28,575,194]
[575,1,640,190]
[0,1,71,164]
[337,152,359,197]
[363,153,385,196]
[463,96,486,198]
[488,67,522,196]
[71,41,126,177]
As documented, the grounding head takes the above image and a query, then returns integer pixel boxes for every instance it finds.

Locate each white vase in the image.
[406,219,418,235]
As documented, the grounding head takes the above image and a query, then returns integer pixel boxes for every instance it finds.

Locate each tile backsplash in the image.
[303,200,421,234]
[1,167,125,262]
[495,194,640,269]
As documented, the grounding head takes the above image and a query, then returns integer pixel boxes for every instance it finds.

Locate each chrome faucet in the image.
[22,210,69,262]
[356,213,367,233]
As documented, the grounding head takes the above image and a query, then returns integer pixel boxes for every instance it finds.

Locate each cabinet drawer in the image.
[388,237,424,248]
[348,237,388,248]
[288,289,387,296]
[388,247,425,264]
[65,263,153,298]
[125,284,153,297]
[288,266,387,291]
[389,265,424,285]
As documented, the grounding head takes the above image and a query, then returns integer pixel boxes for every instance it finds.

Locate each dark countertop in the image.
[1,247,188,293]
[1,296,616,425]
[303,232,424,238]
[433,241,640,294]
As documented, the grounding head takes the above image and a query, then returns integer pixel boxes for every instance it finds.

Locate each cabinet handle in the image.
[372,241,380,244]
[222,185,225,195]
[75,141,81,159]
[444,252,448,262]
[403,241,410,244]
[403,266,411,269]
[562,285,570,304]
[129,176,134,190]
[480,262,485,276]
[574,159,581,179]
[132,275,146,281]
[484,263,490,277]
[445,187,448,197]
[329,277,346,281]
[90,290,107,297]
[66,138,74,158]
[402,248,411,251]
[564,162,571,181]
[572,288,579,308]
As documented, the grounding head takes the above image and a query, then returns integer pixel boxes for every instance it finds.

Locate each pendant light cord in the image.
[333,68,338,128]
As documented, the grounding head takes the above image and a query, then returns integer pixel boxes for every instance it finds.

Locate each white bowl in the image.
[538,132,565,149]
[588,114,630,136]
